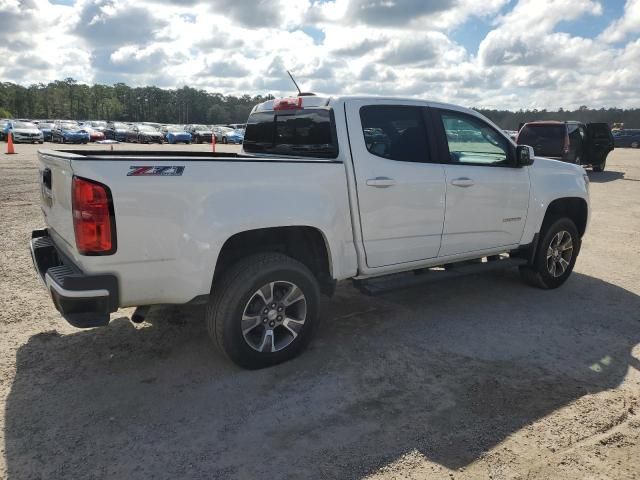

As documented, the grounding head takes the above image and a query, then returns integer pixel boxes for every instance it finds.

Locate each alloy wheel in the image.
[241,281,307,353]
[546,230,573,277]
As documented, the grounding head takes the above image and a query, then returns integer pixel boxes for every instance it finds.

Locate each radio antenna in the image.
[287,70,302,95]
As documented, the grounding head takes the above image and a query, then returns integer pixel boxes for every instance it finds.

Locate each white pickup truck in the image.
[31,95,590,368]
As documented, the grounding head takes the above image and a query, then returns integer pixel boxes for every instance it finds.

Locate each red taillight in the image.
[72,176,116,255]
[273,97,302,110]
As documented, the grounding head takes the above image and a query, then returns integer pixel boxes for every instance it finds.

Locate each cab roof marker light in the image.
[273,97,303,111]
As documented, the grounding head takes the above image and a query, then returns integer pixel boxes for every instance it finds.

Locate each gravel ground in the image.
[0,142,639,480]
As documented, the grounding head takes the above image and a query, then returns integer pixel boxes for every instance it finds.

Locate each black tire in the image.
[593,158,606,172]
[222,137,228,144]
[196,136,202,144]
[206,253,320,369]
[519,217,580,289]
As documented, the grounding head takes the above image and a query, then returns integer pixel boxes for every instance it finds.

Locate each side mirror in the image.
[516,145,535,167]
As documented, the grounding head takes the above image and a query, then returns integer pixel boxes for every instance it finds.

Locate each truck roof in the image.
[252,94,482,118]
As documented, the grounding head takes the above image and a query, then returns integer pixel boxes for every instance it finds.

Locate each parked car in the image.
[38,122,56,142]
[87,120,108,133]
[51,122,90,144]
[1,119,11,141]
[126,124,164,144]
[516,120,613,172]
[613,129,640,148]
[9,121,44,144]
[214,126,244,144]
[162,125,192,144]
[105,122,129,142]
[31,95,590,369]
[80,126,106,142]
[187,124,213,143]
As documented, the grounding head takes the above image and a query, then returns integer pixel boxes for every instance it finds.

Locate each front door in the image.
[345,101,446,268]
[433,109,531,257]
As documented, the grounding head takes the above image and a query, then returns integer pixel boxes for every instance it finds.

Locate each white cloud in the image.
[1,0,639,109]
[599,0,640,43]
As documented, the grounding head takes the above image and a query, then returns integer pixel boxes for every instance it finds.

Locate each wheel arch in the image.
[212,226,335,296]
[542,197,588,237]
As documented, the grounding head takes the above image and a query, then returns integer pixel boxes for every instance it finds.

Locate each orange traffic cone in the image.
[5,133,16,154]
[212,134,216,153]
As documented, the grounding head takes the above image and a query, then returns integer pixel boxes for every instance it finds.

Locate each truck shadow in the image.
[588,170,625,183]
[4,271,639,479]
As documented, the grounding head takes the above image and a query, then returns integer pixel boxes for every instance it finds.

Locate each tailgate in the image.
[38,150,77,256]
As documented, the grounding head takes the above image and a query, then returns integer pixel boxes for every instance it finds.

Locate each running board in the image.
[354,257,528,296]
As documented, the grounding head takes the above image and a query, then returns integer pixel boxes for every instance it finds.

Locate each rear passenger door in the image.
[346,101,446,268]
[432,109,530,257]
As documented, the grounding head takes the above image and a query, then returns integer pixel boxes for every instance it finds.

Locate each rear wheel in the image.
[206,253,320,369]
[520,217,580,289]
[593,157,606,172]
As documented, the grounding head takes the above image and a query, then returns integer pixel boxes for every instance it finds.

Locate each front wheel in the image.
[206,253,321,369]
[520,217,580,289]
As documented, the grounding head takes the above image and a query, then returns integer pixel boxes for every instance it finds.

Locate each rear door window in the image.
[244,109,338,158]
[359,105,430,163]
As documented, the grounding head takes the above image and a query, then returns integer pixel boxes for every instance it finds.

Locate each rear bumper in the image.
[30,229,119,328]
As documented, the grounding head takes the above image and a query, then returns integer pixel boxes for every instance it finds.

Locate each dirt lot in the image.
[0,142,639,480]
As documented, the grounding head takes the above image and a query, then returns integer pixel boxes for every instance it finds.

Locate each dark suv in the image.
[516,121,613,172]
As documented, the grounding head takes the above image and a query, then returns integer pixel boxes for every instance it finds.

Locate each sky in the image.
[1,0,639,110]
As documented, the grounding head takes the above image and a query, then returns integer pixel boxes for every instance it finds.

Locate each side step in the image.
[354,257,528,296]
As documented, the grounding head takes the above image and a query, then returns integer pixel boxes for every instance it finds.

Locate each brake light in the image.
[72,176,116,255]
[273,97,303,111]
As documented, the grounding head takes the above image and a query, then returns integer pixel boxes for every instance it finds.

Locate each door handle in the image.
[366,177,396,188]
[451,177,474,188]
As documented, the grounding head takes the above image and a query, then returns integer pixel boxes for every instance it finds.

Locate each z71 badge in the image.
[127,166,185,176]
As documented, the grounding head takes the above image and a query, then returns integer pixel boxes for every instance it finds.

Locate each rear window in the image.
[243,109,338,158]
[518,124,566,146]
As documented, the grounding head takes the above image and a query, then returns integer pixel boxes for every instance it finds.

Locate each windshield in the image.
[138,125,158,132]
[167,126,185,132]
[193,125,209,131]
[14,122,37,129]
[112,123,128,129]
[60,123,78,130]
[90,121,107,128]
[38,123,54,129]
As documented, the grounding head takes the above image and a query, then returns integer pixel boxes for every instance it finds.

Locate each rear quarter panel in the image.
[68,159,358,306]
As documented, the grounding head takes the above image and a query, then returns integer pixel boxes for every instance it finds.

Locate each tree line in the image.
[0,78,274,125]
[1,78,639,128]
[477,106,640,130]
